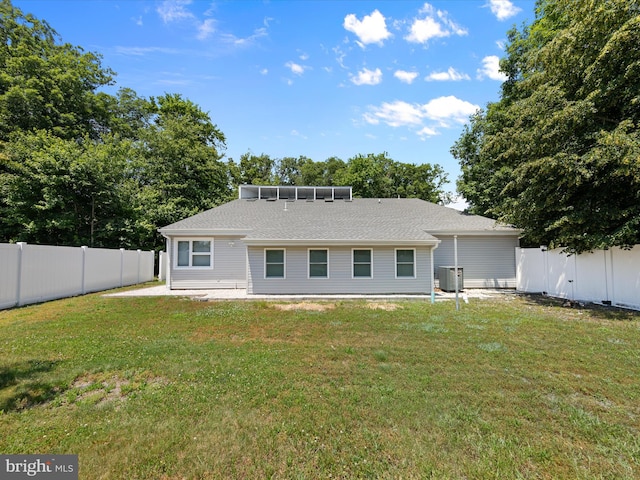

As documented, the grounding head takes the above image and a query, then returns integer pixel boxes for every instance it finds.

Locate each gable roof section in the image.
[159,198,520,245]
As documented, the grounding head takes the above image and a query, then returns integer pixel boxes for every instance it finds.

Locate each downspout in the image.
[430,245,435,304]
[454,235,460,311]
[164,235,172,290]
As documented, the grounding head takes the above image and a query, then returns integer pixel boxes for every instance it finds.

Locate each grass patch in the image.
[1,293,639,478]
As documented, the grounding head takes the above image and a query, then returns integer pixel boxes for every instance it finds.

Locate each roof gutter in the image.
[242,238,441,247]
[427,229,523,237]
[158,228,251,237]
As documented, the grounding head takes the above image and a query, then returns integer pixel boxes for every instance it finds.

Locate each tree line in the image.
[5,0,636,255]
[0,0,447,251]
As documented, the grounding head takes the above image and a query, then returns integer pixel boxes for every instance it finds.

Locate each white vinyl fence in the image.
[516,246,640,311]
[0,243,154,310]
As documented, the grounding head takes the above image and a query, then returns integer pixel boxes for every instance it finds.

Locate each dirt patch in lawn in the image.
[272,302,336,312]
[366,302,402,311]
[63,372,167,407]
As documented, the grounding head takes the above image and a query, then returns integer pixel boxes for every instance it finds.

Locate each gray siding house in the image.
[159,185,521,295]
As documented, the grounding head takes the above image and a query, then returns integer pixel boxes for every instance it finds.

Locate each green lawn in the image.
[1,291,639,479]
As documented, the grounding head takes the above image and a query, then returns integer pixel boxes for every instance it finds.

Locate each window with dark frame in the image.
[353,249,372,278]
[309,249,328,278]
[265,249,285,278]
[396,249,415,278]
[176,240,213,268]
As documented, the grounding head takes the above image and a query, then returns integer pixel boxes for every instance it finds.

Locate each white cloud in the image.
[220,27,268,47]
[422,96,479,126]
[343,9,391,46]
[417,126,439,138]
[350,67,382,86]
[285,61,308,76]
[157,0,193,23]
[488,0,522,21]
[425,67,470,81]
[364,101,424,127]
[333,46,347,69]
[260,68,268,75]
[477,55,507,81]
[157,0,267,45]
[405,3,467,44]
[197,18,216,40]
[394,70,419,84]
[364,96,479,135]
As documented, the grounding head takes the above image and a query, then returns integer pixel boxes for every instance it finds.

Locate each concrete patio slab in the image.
[103,285,514,302]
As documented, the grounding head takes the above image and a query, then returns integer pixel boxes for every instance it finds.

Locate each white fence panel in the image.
[139,250,155,284]
[546,250,576,300]
[121,250,141,286]
[0,243,155,310]
[517,246,640,311]
[0,244,20,310]
[612,247,640,310]
[515,247,545,293]
[84,247,123,293]
[574,250,608,302]
[19,244,84,306]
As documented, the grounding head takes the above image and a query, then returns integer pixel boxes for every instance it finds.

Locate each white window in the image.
[308,249,328,278]
[396,249,416,278]
[352,249,372,278]
[175,239,213,268]
[265,249,285,278]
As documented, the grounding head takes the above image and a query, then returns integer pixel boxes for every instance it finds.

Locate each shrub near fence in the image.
[516,246,640,311]
[0,243,154,310]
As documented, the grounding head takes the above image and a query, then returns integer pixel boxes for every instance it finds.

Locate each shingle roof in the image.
[159,198,520,244]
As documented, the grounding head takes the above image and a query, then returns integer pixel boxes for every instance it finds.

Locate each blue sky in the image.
[16,0,535,194]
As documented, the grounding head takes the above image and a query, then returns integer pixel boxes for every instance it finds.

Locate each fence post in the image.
[151,250,156,282]
[120,248,125,287]
[158,251,165,281]
[610,248,616,307]
[137,249,141,284]
[16,242,26,307]
[81,246,88,295]
[540,246,549,295]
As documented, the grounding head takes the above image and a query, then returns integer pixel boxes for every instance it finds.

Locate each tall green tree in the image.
[336,152,448,202]
[230,152,277,185]
[335,153,395,198]
[453,0,640,252]
[133,94,230,248]
[299,156,346,185]
[0,0,114,142]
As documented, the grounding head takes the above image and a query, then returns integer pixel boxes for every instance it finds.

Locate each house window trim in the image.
[264,248,286,279]
[352,248,373,279]
[308,248,329,279]
[395,248,416,279]
[174,238,214,269]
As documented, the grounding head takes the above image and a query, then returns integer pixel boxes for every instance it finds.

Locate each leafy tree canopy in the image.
[453,0,640,252]
[0,0,113,141]
[227,151,448,203]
